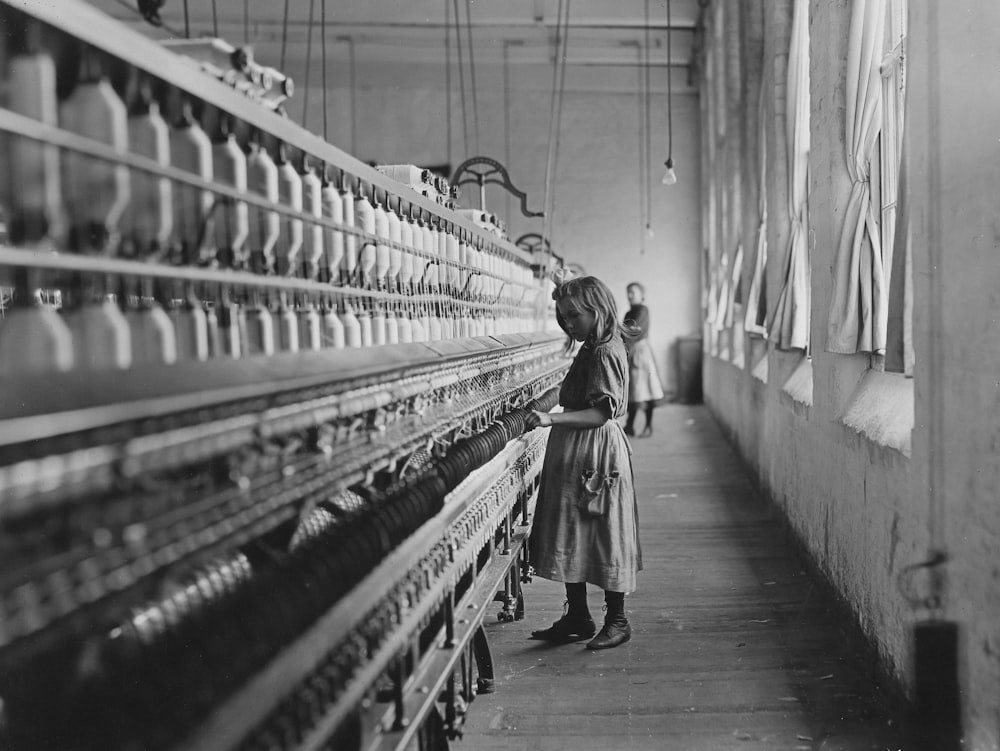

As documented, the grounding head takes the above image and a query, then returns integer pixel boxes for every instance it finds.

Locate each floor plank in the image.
[462,405,902,750]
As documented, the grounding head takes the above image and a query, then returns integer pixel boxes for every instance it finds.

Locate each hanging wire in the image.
[541,0,565,239]
[182,0,190,37]
[280,0,290,71]
[243,0,249,45]
[301,0,316,128]
[210,0,218,37]
[346,37,357,154]
[464,0,481,155]
[643,0,653,234]
[542,0,571,252]
[445,0,452,167]
[637,42,646,254]
[453,0,470,159]
[503,40,513,222]
[550,1,570,228]
[321,0,329,142]
[666,0,674,162]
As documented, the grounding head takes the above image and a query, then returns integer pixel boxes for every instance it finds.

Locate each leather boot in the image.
[530,613,597,641]
[586,613,631,649]
[586,591,631,649]
[531,583,595,641]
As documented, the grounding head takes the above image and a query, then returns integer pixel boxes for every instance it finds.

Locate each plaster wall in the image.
[703,0,1000,746]
[907,3,1000,747]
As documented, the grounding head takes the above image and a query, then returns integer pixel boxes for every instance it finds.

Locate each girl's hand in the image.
[525,410,553,430]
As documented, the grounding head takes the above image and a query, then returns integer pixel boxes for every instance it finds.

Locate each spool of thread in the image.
[168,97,214,265]
[125,79,173,259]
[358,307,373,347]
[373,201,391,288]
[355,192,377,286]
[274,292,299,352]
[5,22,64,246]
[215,287,244,358]
[170,287,209,361]
[301,160,324,279]
[410,313,425,343]
[298,300,321,351]
[246,135,280,274]
[244,294,275,355]
[340,305,361,348]
[321,304,345,349]
[275,144,303,276]
[60,49,130,253]
[372,307,386,346]
[211,117,249,268]
[339,185,357,284]
[127,284,178,365]
[399,215,415,291]
[320,177,344,282]
[397,311,412,343]
[0,269,74,373]
[386,208,402,288]
[63,277,132,370]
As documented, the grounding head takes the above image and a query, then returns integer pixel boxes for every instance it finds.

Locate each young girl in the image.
[623,281,665,437]
[525,275,643,650]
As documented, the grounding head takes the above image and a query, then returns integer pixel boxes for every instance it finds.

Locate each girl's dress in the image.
[530,337,643,592]
[625,303,664,403]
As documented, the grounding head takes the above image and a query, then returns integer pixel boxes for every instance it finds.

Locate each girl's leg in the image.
[565,582,591,619]
[530,582,597,641]
[640,401,654,436]
[586,590,632,650]
[625,403,639,435]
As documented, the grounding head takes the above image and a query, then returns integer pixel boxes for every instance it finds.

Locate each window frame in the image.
[875,0,908,373]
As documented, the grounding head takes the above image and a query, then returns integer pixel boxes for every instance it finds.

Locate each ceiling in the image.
[85,0,702,92]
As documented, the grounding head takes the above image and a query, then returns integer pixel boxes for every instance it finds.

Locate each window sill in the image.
[839,370,914,456]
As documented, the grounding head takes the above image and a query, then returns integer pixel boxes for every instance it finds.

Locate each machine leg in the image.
[472,626,495,695]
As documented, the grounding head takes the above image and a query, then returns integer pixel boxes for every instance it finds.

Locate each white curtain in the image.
[744,83,769,337]
[826,0,887,353]
[714,250,730,332]
[885,154,913,373]
[772,0,811,350]
[725,243,743,328]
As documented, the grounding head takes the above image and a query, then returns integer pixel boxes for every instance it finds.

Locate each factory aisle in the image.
[462,405,903,750]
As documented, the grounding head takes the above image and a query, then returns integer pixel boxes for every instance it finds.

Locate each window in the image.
[878,0,906,276]
[879,0,911,374]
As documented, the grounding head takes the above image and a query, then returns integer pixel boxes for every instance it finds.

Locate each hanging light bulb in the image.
[660,0,677,188]
[662,157,677,186]
[646,223,655,239]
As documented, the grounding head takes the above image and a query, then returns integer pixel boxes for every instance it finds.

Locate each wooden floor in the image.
[462,405,902,751]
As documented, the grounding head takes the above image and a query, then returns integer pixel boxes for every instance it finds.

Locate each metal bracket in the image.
[450,157,543,217]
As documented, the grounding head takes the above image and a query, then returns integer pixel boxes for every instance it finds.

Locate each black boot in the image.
[531,583,596,641]
[586,591,631,650]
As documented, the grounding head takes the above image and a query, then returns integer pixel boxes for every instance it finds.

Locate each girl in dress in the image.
[526,275,643,650]
[623,282,665,437]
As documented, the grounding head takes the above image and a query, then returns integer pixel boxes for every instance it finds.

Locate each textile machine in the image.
[0,2,566,748]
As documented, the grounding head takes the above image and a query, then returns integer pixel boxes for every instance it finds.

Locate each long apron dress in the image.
[530,337,643,593]
[625,303,665,404]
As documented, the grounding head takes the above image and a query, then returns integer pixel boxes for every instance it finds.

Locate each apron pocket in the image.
[579,469,620,517]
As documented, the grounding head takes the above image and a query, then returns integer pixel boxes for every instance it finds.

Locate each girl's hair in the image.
[553,275,640,348]
[627,281,645,297]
